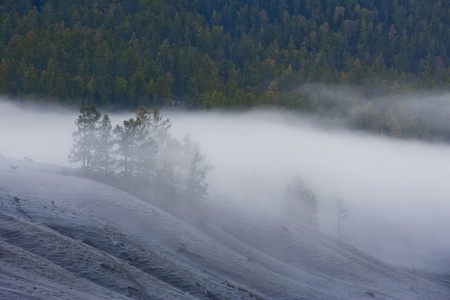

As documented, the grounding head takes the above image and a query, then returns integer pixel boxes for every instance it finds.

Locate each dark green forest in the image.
[1,0,450,138]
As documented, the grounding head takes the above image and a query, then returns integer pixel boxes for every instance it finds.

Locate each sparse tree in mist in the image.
[182,135,211,202]
[334,192,349,241]
[69,104,101,173]
[69,104,212,217]
[141,106,172,150]
[156,134,212,220]
[150,133,211,214]
[114,106,171,183]
[113,117,145,179]
[135,106,171,182]
[282,174,318,227]
[92,114,114,176]
[152,137,183,204]
[147,112,182,203]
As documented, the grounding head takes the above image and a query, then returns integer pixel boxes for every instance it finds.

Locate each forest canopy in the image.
[0,0,449,110]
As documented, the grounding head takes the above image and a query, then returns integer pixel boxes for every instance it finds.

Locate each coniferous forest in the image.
[1,0,450,139]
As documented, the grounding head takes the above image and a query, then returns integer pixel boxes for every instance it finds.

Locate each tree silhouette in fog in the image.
[70,105,211,213]
[282,174,318,227]
[69,104,101,173]
[93,114,114,176]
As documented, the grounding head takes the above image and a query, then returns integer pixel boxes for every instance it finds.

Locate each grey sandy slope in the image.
[0,157,449,299]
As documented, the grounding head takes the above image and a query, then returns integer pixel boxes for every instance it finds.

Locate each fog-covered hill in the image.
[1,157,449,299]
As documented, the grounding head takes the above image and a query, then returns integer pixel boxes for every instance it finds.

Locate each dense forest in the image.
[1,1,450,138]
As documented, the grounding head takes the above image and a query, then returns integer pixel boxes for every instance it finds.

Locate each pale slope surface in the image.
[0,157,449,299]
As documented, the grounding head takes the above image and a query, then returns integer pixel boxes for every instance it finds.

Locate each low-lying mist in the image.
[0,100,77,166]
[1,94,450,273]
[169,110,450,272]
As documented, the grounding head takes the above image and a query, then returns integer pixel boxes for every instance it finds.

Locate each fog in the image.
[1,95,450,273]
[168,110,450,272]
[0,100,77,166]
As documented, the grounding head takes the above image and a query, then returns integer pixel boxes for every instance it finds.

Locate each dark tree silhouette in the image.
[69,104,101,173]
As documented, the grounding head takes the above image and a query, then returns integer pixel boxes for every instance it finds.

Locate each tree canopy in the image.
[0,0,449,109]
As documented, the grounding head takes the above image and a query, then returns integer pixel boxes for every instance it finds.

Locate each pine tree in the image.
[69,104,101,173]
[93,113,114,176]
[333,192,349,241]
[181,135,211,202]
[133,107,157,182]
[113,106,168,182]
[282,174,318,227]
[113,117,140,179]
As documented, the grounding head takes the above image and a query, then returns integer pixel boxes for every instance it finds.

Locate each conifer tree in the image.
[133,107,157,182]
[113,117,141,179]
[181,135,211,202]
[136,106,172,181]
[93,113,114,176]
[69,104,101,173]
[334,193,349,241]
[113,106,168,182]
[282,174,318,227]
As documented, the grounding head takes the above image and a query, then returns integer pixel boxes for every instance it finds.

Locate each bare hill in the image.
[0,157,449,299]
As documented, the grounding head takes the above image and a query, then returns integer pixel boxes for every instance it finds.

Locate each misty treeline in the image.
[69,104,211,212]
[1,0,449,110]
[302,85,450,141]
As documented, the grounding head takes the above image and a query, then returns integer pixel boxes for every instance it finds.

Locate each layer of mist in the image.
[300,84,450,141]
[169,110,450,272]
[0,100,77,166]
[1,94,450,274]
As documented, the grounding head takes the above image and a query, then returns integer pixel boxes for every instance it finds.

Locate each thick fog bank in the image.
[0,100,77,166]
[0,98,449,273]
[168,110,450,273]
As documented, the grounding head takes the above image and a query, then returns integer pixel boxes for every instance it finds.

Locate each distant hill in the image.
[0,0,449,109]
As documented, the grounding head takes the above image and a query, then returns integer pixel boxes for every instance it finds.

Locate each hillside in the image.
[1,157,449,299]
[0,0,449,109]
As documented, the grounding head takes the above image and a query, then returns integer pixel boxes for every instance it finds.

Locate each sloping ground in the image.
[0,157,449,299]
